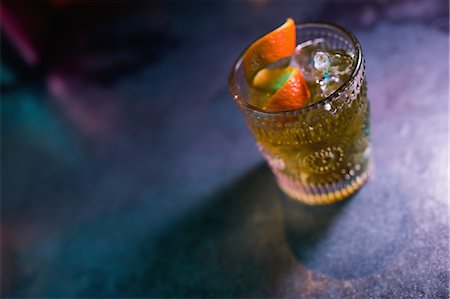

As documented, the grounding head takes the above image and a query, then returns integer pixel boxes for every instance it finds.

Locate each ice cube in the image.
[291,39,354,99]
[313,52,330,70]
[327,52,353,76]
[291,38,329,79]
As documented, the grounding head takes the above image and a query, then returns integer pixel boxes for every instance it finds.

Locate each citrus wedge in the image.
[253,67,294,92]
[263,66,310,112]
[242,18,296,83]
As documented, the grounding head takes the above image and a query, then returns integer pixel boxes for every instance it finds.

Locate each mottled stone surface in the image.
[1,1,448,298]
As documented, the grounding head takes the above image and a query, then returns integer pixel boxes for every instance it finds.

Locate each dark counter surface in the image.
[2,1,449,298]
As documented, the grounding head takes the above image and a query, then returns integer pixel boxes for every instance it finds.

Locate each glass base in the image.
[276,164,372,205]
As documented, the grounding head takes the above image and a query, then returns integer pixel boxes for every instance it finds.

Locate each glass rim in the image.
[228,22,363,116]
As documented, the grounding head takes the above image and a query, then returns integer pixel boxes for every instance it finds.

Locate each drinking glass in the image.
[228,23,371,205]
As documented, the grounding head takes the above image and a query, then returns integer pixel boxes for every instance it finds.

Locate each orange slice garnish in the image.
[253,67,293,92]
[242,18,296,83]
[263,66,310,112]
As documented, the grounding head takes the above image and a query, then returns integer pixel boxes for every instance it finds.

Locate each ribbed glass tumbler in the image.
[228,23,372,205]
